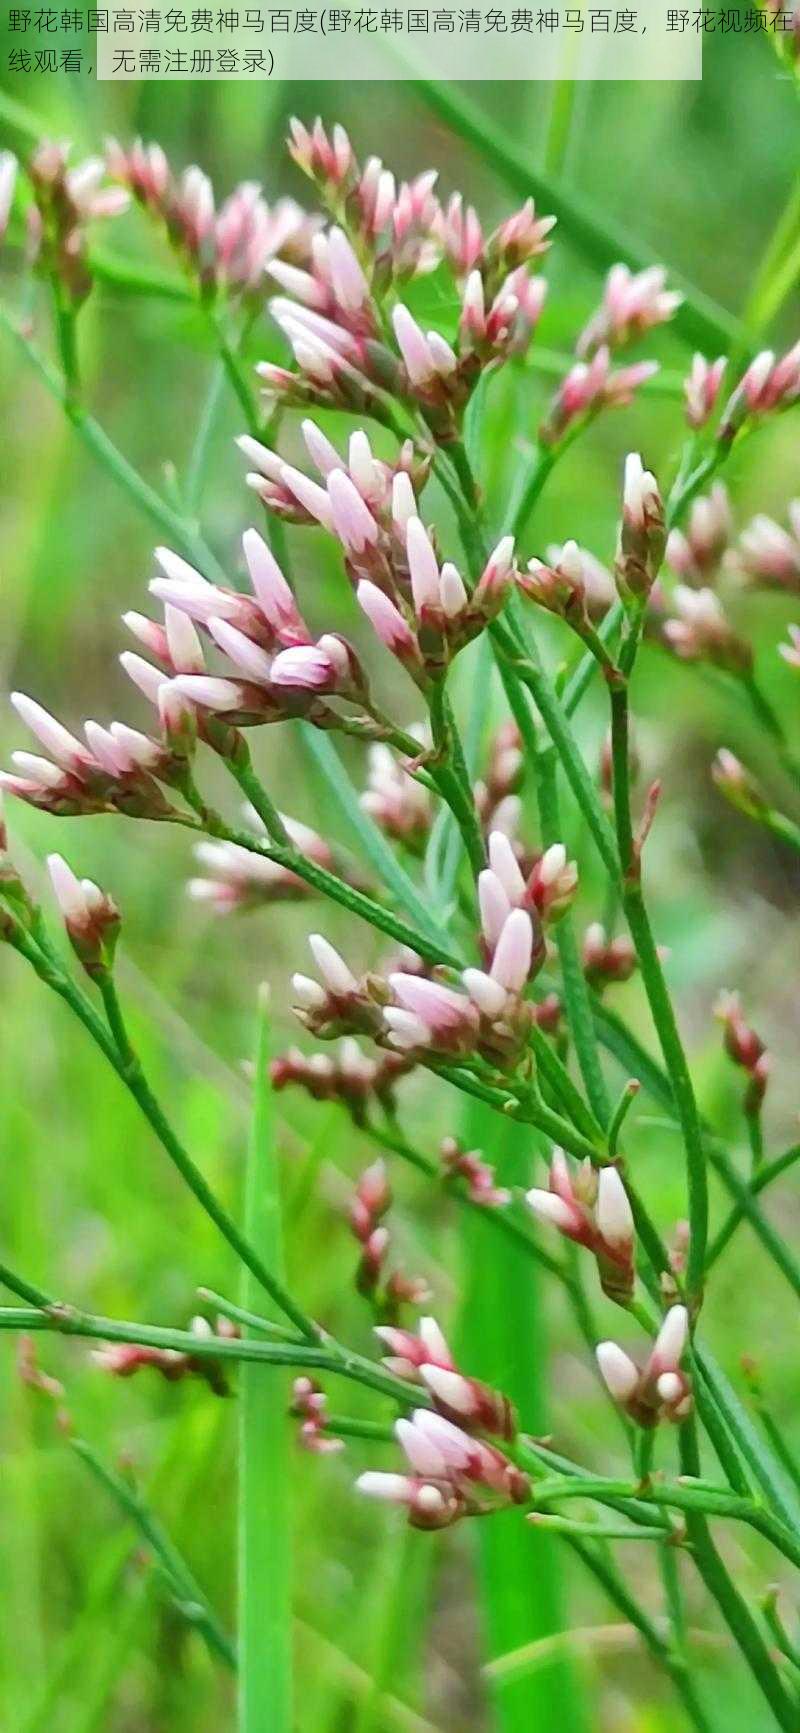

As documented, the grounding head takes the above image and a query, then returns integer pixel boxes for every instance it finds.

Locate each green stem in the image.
[239,993,292,1732]
[9,921,317,1343]
[0,305,226,584]
[608,672,708,1303]
[428,680,486,877]
[71,1438,235,1670]
[706,1143,800,1269]
[677,1420,798,1733]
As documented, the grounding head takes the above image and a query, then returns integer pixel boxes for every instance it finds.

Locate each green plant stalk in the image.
[70,1438,235,1670]
[5,918,317,1342]
[677,1419,798,1733]
[457,1100,588,1733]
[214,757,464,970]
[239,993,293,1733]
[0,307,227,584]
[592,999,800,1302]
[296,725,452,950]
[608,671,708,1302]
[428,678,486,876]
[707,1143,800,1268]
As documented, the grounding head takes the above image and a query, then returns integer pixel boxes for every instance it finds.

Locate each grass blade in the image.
[457,1099,588,1733]
[239,987,292,1732]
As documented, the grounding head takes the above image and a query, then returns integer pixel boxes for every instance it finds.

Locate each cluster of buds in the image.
[358,517,515,687]
[733,504,800,595]
[540,349,658,446]
[714,990,770,1116]
[347,1159,430,1319]
[719,342,800,442]
[106,136,317,296]
[279,121,554,434]
[666,484,732,587]
[360,742,433,853]
[242,424,515,685]
[291,1376,343,1454]
[683,353,727,430]
[91,1315,233,1398]
[293,831,575,1068]
[46,853,120,979]
[472,721,524,838]
[519,537,616,633]
[615,453,666,603]
[596,1306,692,1427]
[662,586,752,675]
[375,1317,517,1440]
[526,1150,636,1304]
[356,1407,529,1531]
[187,814,336,914]
[577,264,682,359]
[288,118,440,283]
[21,141,130,306]
[711,749,769,823]
[270,1038,411,1121]
[2,524,396,819]
[440,1137,511,1208]
[582,921,637,990]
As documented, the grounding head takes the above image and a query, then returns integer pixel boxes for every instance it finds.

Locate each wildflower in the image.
[291,1376,344,1455]
[719,342,800,440]
[666,484,731,586]
[270,1039,412,1120]
[348,1158,430,1318]
[440,1137,511,1207]
[527,1149,636,1303]
[358,520,515,686]
[714,990,770,1114]
[577,264,682,358]
[25,141,130,305]
[374,1316,517,1440]
[91,1316,230,1397]
[544,542,616,620]
[683,353,727,430]
[735,506,800,595]
[292,933,382,1042]
[187,814,333,913]
[596,1306,692,1426]
[662,586,752,674]
[360,743,433,852]
[47,854,120,977]
[582,922,637,989]
[711,750,768,822]
[541,349,658,445]
[615,453,665,602]
[356,1407,529,1530]
[2,692,176,822]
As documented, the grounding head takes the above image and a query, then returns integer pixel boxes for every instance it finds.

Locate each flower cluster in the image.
[581,922,637,990]
[266,120,554,438]
[527,1151,636,1303]
[440,1137,511,1208]
[347,1158,430,1319]
[92,1315,234,1398]
[357,1406,529,1531]
[666,484,731,587]
[374,1316,516,1439]
[21,141,130,306]
[270,1037,411,1120]
[714,990,770,1116]
[106,136,317,296]
[188,812,339,913]
[597,1306,692,1427]
[291,1377,344,1455]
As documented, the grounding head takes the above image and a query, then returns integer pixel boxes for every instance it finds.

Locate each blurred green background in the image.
[1,44,799,1733]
